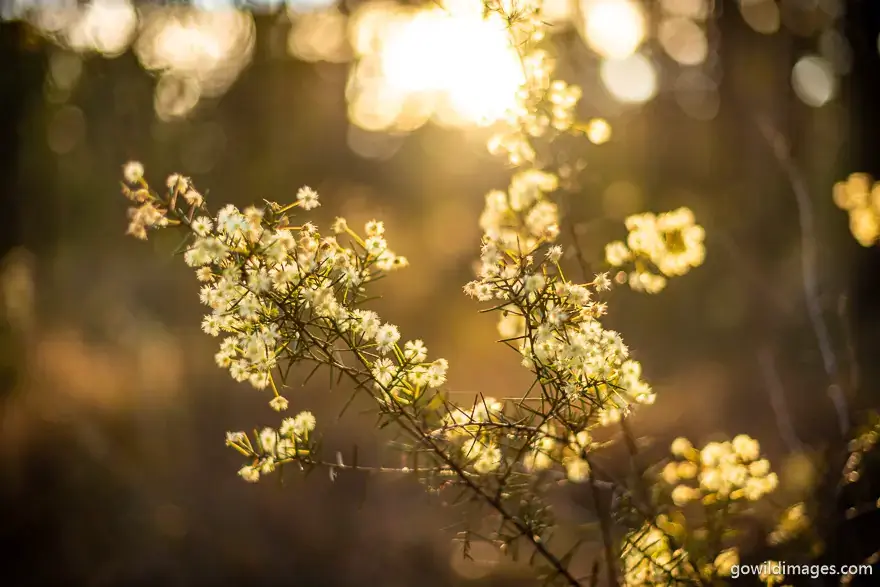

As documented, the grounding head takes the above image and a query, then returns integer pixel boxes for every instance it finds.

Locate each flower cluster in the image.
[621,515,742,586]
[116,1,820,584]
[619,435,778,585]
[661,435,778,505]
[479,168,560,249]
[605,207,706,294]
[121,164,458,483]
[483,0,586,168]
[465,240,654,421]
[226,410,318,482]
[620,521,698,586]
[437,396,506,474]
[833,172,880,246]
[768,502,809,546]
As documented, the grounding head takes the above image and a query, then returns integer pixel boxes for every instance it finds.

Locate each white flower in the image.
[365,220,385,236]
[546,245,563,262]
[523,273,546,294]
[371,358,396,386]
[269,396,289,412]
[296,186,320,210]
[184,189,204,207]
[426,359,448,388]
[259,428,278,455]
[225,431,245,446]
[375,323,400,354]
[167,173,189,192]
[191,216,213,237]
[332,217,348,234]
[364,236,386,256]
[292,411,316,437]
[238,465,260,483]
[403,340,428,363]
[123,161,144,184]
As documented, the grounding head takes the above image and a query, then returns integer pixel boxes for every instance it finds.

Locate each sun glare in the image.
[348,1,525,131]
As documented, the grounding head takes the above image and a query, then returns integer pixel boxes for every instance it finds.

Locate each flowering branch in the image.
[114,2,848,585]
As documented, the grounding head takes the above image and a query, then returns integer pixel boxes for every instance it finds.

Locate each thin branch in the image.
[586,456,619,587]
[755,116,850,436]
[757,347,805,454]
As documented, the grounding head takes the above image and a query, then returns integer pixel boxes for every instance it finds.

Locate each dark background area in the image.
[2,1,880,586]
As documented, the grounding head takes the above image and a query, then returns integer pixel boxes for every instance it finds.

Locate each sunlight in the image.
[580,0,646,59]
[349,0,524,130]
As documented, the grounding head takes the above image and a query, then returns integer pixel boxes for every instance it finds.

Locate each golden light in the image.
[602,180,643,219]
[134,8,255,119]
[581,0,646,59]
[600,54,658,104]
[674,70,720,120]
[346,1,525,131]
[23,0,138,56]
[542,0,577,24]
[661,0,711,20]
[792,55,836,107]
[585,118,612,144]
[287,7,351,63]
[658,17,708,65]
[738,0,780,35]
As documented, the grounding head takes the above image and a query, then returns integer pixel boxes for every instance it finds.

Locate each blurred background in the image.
[1,0,880,585]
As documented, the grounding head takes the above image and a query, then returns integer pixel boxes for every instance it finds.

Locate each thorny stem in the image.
[305,327,584,587]
[586,455,619,587]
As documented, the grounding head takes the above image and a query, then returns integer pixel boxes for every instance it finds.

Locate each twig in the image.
[755,116,850,436]
[757,347,805,454]
[586,456,619,587]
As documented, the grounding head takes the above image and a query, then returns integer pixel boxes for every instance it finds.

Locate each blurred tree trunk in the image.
[814,3,880,584]
[846,0,880,405]
[0,22,27,260]
[0,22,43,398]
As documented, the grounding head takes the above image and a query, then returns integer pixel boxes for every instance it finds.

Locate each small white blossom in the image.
[269,396,289,412]
[296,186,320,210]
[123,161,144,184]
[238,465,260,483]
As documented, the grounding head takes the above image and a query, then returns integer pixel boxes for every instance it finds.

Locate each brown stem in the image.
[586,456,619,587]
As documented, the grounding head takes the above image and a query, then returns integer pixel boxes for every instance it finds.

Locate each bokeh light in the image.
[346,0,524,131]
[580,0,646,59]
[819,28,851,75]
[23,0,138,56]
[658,17,708,65]
[661,0,712,21]
[738,0,781,35]
[134,7,255,120]
[791,55,836,107]
[541,0,577,24]
[585,117,612,144]
[674,70,720,120]
[600,53,658,104]
[287,7,350,63]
